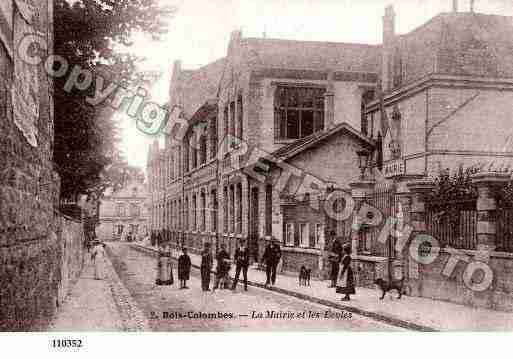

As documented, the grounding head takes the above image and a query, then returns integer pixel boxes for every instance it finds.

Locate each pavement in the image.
[50,241,513,331]
[49,250,149,332]
[131,242,513,331]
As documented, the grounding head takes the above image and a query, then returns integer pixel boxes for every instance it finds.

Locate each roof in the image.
[395,12,513,83]
[171,58,226,118]
[271,122,375,161]
[242,37,381,74]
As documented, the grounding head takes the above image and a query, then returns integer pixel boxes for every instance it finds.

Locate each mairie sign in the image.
[383,159,406,178]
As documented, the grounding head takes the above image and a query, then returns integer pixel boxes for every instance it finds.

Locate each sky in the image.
[116,0,513,170]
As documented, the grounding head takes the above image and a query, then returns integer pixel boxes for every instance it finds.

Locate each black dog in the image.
[374,278,407,300]
[299,266,311,286]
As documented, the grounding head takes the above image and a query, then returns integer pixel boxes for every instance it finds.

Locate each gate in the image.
[365,182,397,258]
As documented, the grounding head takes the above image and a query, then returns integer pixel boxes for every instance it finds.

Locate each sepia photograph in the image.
[2,0,513,353]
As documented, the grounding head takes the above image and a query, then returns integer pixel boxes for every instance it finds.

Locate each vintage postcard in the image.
[2,1,513,349]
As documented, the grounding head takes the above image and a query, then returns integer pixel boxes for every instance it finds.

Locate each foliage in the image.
[53,0,174,200]
[428,165,480,206]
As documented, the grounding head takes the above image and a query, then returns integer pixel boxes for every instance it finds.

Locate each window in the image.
[129,203,140,217]
[229,101,235,136]
[274,86,325,140]
[285,223,295,247]
[184,139,190,172]
[200,191,206,232]
[116,225,124,235]
[299,223,309,248]
[116,203,126,217]
[224,106,229,138]
[223,186,228,233]
[210,116,218,159]
[192,194,197,231]
[315,224,324,249]
[237,95,243,139]
[211,189,218,232]
[199,133,207,165]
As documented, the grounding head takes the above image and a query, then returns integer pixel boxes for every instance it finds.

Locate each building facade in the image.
[147,29,380,273]
[148,5,513,311]
[97,180,150,241]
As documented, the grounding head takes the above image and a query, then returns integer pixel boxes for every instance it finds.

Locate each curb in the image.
[129,244,436,332]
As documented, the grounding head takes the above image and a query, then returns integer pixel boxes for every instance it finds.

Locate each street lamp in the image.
[357,150,371,180]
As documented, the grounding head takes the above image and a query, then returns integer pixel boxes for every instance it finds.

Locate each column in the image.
[406,179,434,282]
[471,172,510,251]
[241,177,249,238]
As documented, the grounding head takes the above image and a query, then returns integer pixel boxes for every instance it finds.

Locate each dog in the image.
[299,266,311,286]
[374,278,408,300]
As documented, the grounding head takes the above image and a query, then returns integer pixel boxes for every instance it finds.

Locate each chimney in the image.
[228,29,242,56]
[382,5,396,92]
[453,0,458,12]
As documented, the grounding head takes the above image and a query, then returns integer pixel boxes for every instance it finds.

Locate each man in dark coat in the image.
[231,240,250,291]
[200,243,213,291]
[213,244,231,291]
[178,247,191,289]
[262,239,282,287]
[328,235,343,288]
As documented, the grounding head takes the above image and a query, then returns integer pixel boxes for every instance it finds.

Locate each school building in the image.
[148,4,513,311]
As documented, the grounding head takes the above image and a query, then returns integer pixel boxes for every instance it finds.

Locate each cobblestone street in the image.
[107,243,403,331]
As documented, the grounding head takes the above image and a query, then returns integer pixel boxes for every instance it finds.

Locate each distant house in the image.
[97,180,150,241]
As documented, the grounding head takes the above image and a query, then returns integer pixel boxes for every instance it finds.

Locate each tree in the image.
[53,0,174,201]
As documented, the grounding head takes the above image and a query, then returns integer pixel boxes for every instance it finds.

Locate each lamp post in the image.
[356,150,371,181]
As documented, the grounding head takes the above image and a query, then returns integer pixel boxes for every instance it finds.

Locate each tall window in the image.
[117,203,126,217]
[315,223,324,249]
[192,194,197,231]
[223,106,229,138]
[285,223,294,247]
[229,101,235,136]
[211,189,218,232]
[237,95,243,139]
[210,115,218,159]
[184,139,190,173]
[199,133,207,165]
[236,183,242,234]
[299,223,309,248]
[223,186,228,233]
[274,86,325,140]
[200,191,206,232]
[185,197,189,230]
[129,203,140,217]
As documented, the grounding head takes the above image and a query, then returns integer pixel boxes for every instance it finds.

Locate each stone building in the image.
[148,4,513,311]
[147,29,380,270]
[1,0,86,330]
[97,180,150,241]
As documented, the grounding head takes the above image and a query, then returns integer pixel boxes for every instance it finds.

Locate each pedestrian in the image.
[231,240,250,292]
[262,239,282,287]
[328,234,343,288]
[213,243,231,291]
[178,247,191,289]
[336,244,355,301]
[200,243,213,291]
[91,241,107,280]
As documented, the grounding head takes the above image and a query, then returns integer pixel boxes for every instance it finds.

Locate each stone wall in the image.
[0,0,87,331]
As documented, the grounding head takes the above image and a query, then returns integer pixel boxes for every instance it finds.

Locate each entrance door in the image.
[249,187,260,263]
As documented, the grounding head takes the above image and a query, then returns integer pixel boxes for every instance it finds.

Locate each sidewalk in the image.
[50,253,149,331]
[133,243,513,331]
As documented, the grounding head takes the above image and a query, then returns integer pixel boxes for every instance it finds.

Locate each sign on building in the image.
[383,159,406,178]
[0,1,13,58]
[12,6,40,147]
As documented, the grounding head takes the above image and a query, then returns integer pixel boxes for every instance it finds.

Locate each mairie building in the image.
[148,5,513,311]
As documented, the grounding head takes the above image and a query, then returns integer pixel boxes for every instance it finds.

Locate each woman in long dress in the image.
[91,242,107,280]
[336,244,355,301]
